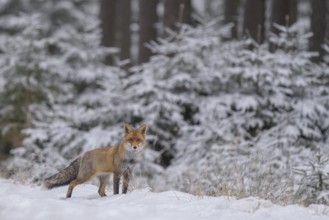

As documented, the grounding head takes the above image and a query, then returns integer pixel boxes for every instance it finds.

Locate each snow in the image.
[0,179,328,220]
[1,0,329,210]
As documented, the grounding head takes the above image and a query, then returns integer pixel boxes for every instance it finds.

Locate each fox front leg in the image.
[113,173,121,194]
[122,169,131,194]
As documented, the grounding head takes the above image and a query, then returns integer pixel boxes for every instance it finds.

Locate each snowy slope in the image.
[0,179,328,220]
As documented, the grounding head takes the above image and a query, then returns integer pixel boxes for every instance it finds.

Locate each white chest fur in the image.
[120,151,141,172]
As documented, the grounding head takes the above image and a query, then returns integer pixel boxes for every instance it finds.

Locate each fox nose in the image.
[133,146,137,150]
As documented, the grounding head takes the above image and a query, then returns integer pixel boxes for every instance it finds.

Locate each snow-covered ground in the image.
[0,179,328,220]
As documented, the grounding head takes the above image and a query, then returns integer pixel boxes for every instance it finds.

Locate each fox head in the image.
[122,124,147,153]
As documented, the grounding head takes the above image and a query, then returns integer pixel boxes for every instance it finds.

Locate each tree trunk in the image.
[163,0,191,36]
[115,0,131,61]
[99,0,131,64]
[327,0,329,41]
[139,0,158,63]
[243,0,265,44]
[270,0,297,34]
[99,0,117,64]
[224,0,240,39]
[310,0,327,62]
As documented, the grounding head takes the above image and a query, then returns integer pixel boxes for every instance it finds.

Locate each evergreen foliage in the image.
[295,154,329,205]
[1,3,329,205]
[164,24,329,202]
[0,0,124,179]
[126,23,232,168]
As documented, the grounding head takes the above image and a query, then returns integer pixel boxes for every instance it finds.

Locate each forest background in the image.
[0,0,329,206]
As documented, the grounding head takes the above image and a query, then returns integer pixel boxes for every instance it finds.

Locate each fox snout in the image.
[131,145,139,152]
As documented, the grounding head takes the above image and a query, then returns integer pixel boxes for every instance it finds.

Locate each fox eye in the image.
[128,138,142,142]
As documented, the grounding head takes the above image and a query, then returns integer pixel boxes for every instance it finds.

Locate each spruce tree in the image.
[0,0,123,180]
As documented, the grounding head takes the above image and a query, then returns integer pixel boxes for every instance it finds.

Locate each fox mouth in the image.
[129,147,142,153]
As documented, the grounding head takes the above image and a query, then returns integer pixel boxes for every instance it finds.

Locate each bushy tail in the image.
[43,157,81,189]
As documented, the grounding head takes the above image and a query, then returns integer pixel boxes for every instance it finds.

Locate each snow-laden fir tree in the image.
[254,24,329,178]
[166,23,329,201]
[0,0,127,181]
[294,154,329,205]
[0,14,52,154]
[122,22,233,190]
[125,22,230,165]
[292,44,329,205]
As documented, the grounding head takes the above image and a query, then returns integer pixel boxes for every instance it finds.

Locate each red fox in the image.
[44,124,147,198]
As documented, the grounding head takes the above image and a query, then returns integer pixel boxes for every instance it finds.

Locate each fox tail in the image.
[43,157,81,189]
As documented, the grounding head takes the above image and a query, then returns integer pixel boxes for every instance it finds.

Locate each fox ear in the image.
[138,124,147,136]
[124,124,134,135]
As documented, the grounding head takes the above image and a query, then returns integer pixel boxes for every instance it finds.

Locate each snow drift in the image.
[0,179,328,220]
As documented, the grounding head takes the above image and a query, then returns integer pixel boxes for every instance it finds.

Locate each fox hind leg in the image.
[98,174,110,197]
[66,179,79,198]
[66,172,93,198]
